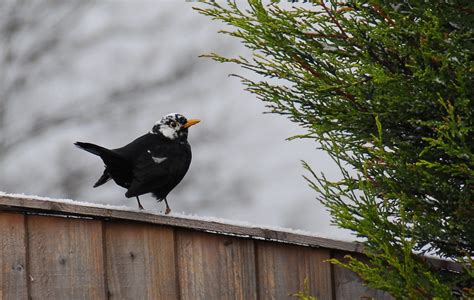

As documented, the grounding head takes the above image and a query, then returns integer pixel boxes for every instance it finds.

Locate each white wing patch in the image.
[147,150,167,164]
[152,156,167,164]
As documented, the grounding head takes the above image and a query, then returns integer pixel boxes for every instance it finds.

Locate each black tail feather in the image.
[74,142,108,156]
[75,141,131,189]
[93,170,111,188]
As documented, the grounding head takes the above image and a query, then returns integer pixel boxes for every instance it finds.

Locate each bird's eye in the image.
[170,121,176,127]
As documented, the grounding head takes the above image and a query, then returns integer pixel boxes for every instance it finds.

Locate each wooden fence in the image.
[0,195,458,299]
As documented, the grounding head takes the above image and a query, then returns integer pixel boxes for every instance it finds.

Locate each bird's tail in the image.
[74,142,109,156]
[75,142,121,188]
[93,169,111,188]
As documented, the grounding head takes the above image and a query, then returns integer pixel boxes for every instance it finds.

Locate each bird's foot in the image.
[164,198,171,215]
[136,196,144,210]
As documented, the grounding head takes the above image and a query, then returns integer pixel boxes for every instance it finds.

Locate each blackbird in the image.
[75,113,200,214]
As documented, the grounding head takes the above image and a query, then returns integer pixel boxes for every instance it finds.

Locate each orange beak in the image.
[183,119,201,129]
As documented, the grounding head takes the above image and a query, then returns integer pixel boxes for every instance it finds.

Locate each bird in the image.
[74,113,200,214]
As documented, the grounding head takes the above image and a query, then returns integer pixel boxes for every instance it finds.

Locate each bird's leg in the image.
[136,196,144,210]
[164,198,171,215]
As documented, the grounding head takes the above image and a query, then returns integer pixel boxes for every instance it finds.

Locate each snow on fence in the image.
[0,194,459,299]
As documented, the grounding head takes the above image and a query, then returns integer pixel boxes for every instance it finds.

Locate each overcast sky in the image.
[0,1,352,240]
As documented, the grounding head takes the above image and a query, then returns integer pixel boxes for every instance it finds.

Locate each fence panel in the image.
[176,229,257,300]
[332,251,394,300]
[0,213,28,300]
[27,215,106,299]
[105,221,177,299]
[256,241,333,300]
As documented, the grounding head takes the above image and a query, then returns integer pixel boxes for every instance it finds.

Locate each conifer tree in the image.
[197,1,474,298]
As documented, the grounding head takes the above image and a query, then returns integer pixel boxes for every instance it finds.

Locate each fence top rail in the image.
[0,193,359,251]
[0,194,461,272]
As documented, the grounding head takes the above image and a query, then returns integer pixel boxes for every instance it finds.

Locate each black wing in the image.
[124,142,191,199]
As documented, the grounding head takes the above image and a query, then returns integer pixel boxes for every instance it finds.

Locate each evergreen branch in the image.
[303,32,347,39]
[371,4,395,27]
[198,0,474,296]
[318,0,349,39]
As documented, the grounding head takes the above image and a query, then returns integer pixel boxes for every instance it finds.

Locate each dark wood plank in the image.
[0,213,28,300]
[27,215,106,299]
[0,195,461,273]
[176,229,257,300]
[332,251,394,300]
[256,241,332,300]
[105,221,177,299]
[0,195,361,253]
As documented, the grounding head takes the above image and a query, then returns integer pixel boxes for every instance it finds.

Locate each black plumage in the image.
[75,113,200,214]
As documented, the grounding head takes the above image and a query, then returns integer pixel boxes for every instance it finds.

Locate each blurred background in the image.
[0,1,351,239]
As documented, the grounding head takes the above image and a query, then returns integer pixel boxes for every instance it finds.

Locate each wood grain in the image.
[0,195,362,253]
[105,221,177,299]
[256,241,333,300]
[332,251,394,300]
[176,229,257,300]
[27,215,106,299]
[0,213,28,300]
[0,195,462,300]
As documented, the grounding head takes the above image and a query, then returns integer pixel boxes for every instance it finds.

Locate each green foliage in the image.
[290,277,318,300]
[197,0,473,298]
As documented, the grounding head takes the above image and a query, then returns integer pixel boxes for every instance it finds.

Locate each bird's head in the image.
[151,113,200,140]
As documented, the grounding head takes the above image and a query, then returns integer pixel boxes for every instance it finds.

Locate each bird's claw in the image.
[165,207,171,215]
[135,196,144,210]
